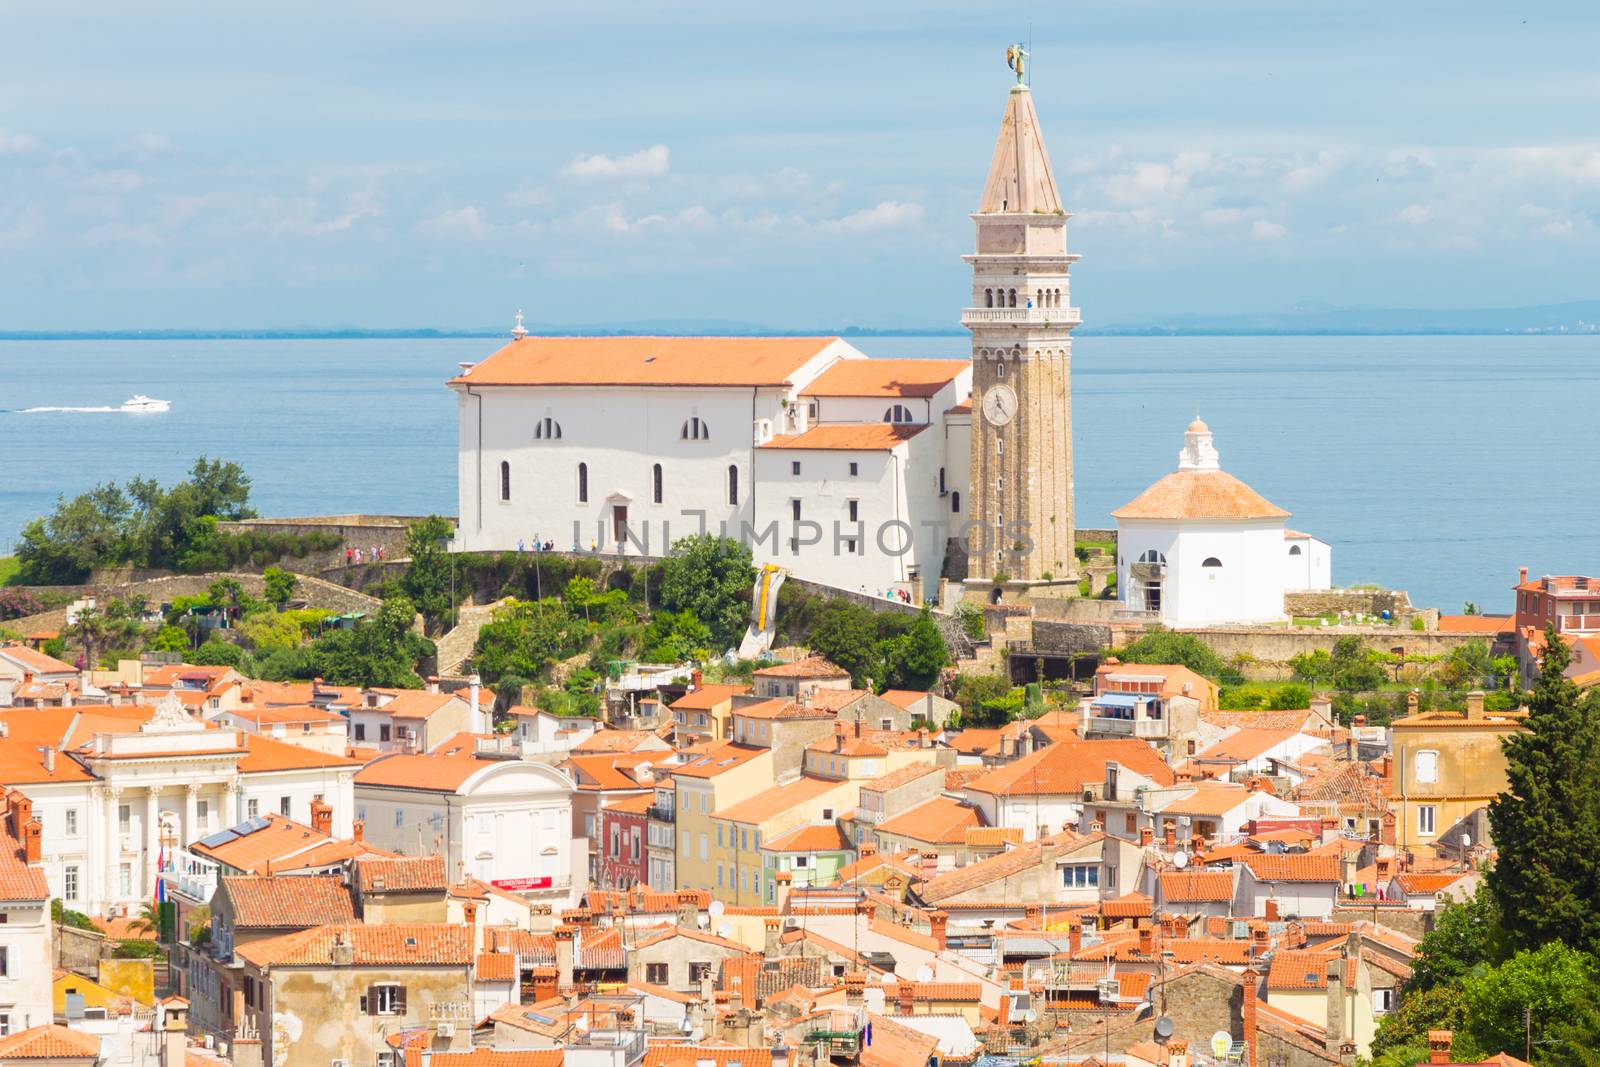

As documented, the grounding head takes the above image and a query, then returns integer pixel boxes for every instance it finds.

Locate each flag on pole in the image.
[154,838,167,905]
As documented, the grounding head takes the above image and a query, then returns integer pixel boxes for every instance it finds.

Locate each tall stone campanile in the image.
[965,81,1079,583]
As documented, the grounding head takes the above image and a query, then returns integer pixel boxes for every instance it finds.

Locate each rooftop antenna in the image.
[511,308,528,340]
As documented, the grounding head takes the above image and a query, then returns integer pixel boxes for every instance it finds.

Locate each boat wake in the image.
[7,405,123,414]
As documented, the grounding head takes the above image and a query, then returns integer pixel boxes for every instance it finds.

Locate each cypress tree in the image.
[1486,625,1600,955]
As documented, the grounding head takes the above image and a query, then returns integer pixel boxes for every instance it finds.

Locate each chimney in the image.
[1242,967,1260,1067]
[1326,957,1346,1047]
[1428,1030,1454,1065]
[918,727,929,749]
[764,918,781,958]
[1138,923,1154,957]
[463,900,481,952]
[469,673,484,731]
[1068,918,1082,955]
[1139,826,1154,847]
[352,818,364,843]
[553,926,576,990]
[897,981,915,1016]
[331,928,354,967]
[1381,810,1396,845]
[159,999,189,1067]
[40,748,54,775]
[1341,850,1357,889]
[997,986,1011,1029]
[1252,925,1269,954]
[920,850,939,877]
[1407,689,1420,715]
[676,889,699,927]
[310,799,332,836]
[1519,566,1529,586]
[531,966,558,1002]
[860,842,877,858]
[426,675,441,695]
[775,870,792,913]
[1162,824,1176,850]
[1466,690,1485,720]
[231,1038,263,1067]
[929,911,948,951]
[691,668,703,689]
[1264,899,1279,923]
[698,970,715,1012]
[844,973,865,1008]
[1000,733,1015,759]
[23,817,41,864]
[834,720,848,750]
[1376,856,1392,883]
[1311,693,1333,722]
[1024,903,1042,927]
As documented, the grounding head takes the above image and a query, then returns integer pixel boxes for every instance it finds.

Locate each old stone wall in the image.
[1286,588,1416,620]
[215,515,450,574]
[1330,905,1433,941]
[1074,528,1117,545]
[56,924,108,973]
[1028,619,1113,655]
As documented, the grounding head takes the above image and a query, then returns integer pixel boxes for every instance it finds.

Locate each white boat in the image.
[120,395,171,413]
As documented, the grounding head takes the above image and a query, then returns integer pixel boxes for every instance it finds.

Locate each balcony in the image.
[961,306,1082,328]
[646,806,675,823]
[1558,615,1600,632]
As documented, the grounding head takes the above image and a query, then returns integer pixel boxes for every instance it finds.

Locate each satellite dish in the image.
[1173,851,1190,870]
[1211,1030,1233,1057]
[718,922,733,939]
[709,900,725,919]
[1154,1017,1175,1041]
[697,913,710,929]
[916,965,934,983]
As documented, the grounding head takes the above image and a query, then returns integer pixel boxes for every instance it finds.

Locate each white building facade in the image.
[1113,420,1332,628]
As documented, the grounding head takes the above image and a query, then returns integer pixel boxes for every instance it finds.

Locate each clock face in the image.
[983,384,1017,426]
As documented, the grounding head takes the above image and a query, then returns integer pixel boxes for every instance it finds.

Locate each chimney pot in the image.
[1428,1030,1454,1065]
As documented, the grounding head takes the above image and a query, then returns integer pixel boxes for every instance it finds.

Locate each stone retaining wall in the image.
[214,515,452,574]
[1285,588,1416,620]
[1028,619,1113,656]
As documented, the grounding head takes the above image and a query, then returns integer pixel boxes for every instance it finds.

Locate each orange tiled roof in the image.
[966,737,1176,796]
[0,1024,101,1059]
[1241,853,1340,883]
[237,733,364,774]
[753,656,850,679]
[407,1050,563,1067]
[1157,782,1258,817]
[572,729,662,753]
[643,1048,775,1067]
[451,335,839,389]
[861,762,942,793]
[885,980,983,1001]
[800,358,966,398]
[236,922,473,968]
[761,424,928,452]
[1394,872,1469,895]
[876,796,980,845]
[670,684,751,710]
[671,742,768,779]
[715,776,844,825]
[353,733,543,792]
[0,646,77,675]
[1102,891,1154,918]
[223,875,355,928]
[1266,948,1339,990]
[1157,870,1235,903]
[605,792,657,815]
[355,856,447,893]
[763,823,851,853]
[964,827,1024,848]
[1437,614,1514,635]
[732,698,834,721]
[1196,728,1303,763]
[475,952,517,983]
[919,831,1094,904]
[1112,469,1289,521]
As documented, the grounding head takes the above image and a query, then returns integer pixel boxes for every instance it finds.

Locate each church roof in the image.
[449,336,840,389]
[801,358,967,398]
[761,424,927,452]
[1112,469,1289,522]
[978,86,1063,215]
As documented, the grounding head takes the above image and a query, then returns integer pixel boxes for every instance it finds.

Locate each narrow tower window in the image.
[727,465,739,507]
[577,463,588,503]
[499,461,510,501]
[652,463,663,504]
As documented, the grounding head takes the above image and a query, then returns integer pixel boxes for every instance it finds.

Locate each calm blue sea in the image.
[1,335,1595,614]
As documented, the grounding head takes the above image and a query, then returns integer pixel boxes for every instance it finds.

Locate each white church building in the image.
[449,335,973,598]
[1112,419,1331,628]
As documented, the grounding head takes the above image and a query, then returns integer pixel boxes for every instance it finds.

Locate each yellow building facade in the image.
[1388,693,1526,858]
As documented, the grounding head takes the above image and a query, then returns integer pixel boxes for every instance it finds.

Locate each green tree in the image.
[14,482,134,583]
[889,608,949,690]
[1370,983,1484,1065]
[951,673,1012,726]
[807,600,880,686]
[65,605,107,669]
[1410,884,1503,993]
[240,611,302,652]
[309,596,433,688]
[1288,648,1335,685]
[470,598,586,685]
[1267,682,1311,710]
[641,610,712,663]
[1438,640,1493,691]
[1487,626,1600,956]
[657,535,755,651]
[150,625,190,652]
[262,566,298,611]
[1115,629,1227,680]
[191,640,245,667]
[1331,636,1387,693]
[1462,941,1597,1056]
[401,515,456,634]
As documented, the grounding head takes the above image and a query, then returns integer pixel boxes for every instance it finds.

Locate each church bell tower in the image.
[964,72,1079,582]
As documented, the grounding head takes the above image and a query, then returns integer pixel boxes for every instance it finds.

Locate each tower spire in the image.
[977,79,1062,215]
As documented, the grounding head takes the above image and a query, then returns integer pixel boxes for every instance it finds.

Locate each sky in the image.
[2,1,1599,330]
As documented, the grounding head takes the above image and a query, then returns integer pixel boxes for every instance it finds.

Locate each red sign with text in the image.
[491,877,553,891]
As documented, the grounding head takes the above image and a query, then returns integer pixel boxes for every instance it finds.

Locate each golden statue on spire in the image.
[1006,43,1028,85]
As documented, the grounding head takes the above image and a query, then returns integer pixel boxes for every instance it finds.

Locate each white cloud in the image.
[120,133,172,156]
[79,169,144,192]
[561,144,670,181]
[1395,204,1434,226]
[1252,219,1287,240]
[417,205,490,240]
[836,200,924,232]
[0,129,43,155]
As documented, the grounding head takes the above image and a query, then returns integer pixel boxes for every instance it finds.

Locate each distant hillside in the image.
[1088,300,1600,336]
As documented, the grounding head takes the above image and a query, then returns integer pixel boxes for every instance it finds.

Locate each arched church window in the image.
[1289,544,1302,556]
[1138,550,1167,565]
[1008,289,1017,308]
[883,404,913,423]
[500,461,511,501]
[1202,557,1223,568]
[985,289,994,308]
[950,491,961,514]
[997,358,1006,379]
[727,465,739,506]
[652,463,663,504]
[534,417,562,440]
[577,463,588,503]
[681,417,709,441]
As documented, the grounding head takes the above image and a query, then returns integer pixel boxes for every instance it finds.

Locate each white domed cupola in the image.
[1178,417,1220,472]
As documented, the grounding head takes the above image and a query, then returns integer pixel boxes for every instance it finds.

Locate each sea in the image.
[2,334,1596,615]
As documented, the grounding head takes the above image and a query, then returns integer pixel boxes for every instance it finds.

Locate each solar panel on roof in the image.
[197,829,239,849]
[240,816,272,834]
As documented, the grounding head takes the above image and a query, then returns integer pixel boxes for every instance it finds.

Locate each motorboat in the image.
[120,395,171,413]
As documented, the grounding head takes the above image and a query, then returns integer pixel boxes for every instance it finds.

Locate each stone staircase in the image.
[434,598,506,678]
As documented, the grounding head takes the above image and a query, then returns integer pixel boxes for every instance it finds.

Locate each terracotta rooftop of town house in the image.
[833,848,923,884]
[1195,727,1306,764]
[643,1048,776,1067]
[0,645,77,675]
[669,684,751,710]
[0,1024,102,1060]
[799,358,968,398]
[1437,614,1515,635]
[223,875,356,928]
[731,697,836,721]
[1112,469,1290,521]
[571,729,665,753]
[800,688,874,712]
[221,704,347,726]
[805,735,888,758]
[918,831,1093,904]
[449,335,841,389]
[1265,948,1341,990]
[485,999,572,1039]
[966,736,1176,796]
[1167,938,1255,966]
[883,980,984,1001]
[875,795,981,845]
[762,823,852,853]
[1153,782,1259,818]
[942,767,986,791]
[670,742,768,778]
[1102,892,1154,918]
[1394,872,1470,894]
[964,827,1024,848]
[483,928,557,963]
[713,776,844,825]
[237,733,365,774]
[190,813,354,873]
[563,752,660,792]
[1157,870,1235,903]
[752,656,850,679]
[632,924,753,955]
[1240,853,1341,883]
[860,761,942,793]
[604,792,657,815]
[1200,709,1328,733]
[578,926,627,971]
[761,423,929,452]
[236,922,473,968]
[875,689,933,710]
[353,733,573,793]
[943,727,1008,757]
[0,805,48,903]
[354,856,447,893]
[405,1050,563,1067]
